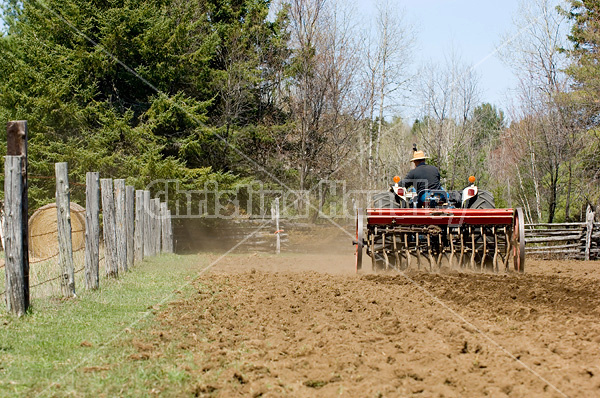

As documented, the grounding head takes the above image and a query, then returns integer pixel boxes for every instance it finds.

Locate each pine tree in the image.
[0,0,290,209]
[562,0,600,202]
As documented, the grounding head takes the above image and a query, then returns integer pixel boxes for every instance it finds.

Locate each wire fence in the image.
[0,183,101,298]
[0,243,108,300]
[1,126,172,315]
[1,185,173,314]
[0,205,92,300]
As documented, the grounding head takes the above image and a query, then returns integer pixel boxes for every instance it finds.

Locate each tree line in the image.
[0,0,598,222]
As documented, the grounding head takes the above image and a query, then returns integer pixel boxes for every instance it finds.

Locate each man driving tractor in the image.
[399,148,441,207]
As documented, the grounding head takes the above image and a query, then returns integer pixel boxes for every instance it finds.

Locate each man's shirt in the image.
[400,163,442,195]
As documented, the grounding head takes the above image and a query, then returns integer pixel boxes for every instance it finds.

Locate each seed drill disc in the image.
[355,208,363,272]
[512,207,525,272]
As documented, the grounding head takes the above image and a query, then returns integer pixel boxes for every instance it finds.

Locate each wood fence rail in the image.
[525,205,598,260]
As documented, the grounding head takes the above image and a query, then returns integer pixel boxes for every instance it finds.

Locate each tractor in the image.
[354,172,525,273]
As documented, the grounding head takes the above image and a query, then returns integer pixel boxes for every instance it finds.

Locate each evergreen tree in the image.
[0,0,289,208]
[563,0,600,116]
[562,0,600,203]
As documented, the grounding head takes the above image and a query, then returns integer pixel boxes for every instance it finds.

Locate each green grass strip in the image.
[0,254,207,397]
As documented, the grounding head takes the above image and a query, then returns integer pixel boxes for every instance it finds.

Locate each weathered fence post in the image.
[272,197,280,254]
[167,208,174,253]
[159,202,173,254]
[143,191,151,257]
[55,162,75,297]
[114,179,127,272]
[84,172,100,290]
[147,198,154,256]
[160,202,168,254]
[125,185,135,268]
[101,179,118,278]
[585,205,595,261]
[134,189,144,264]
[4,156,26,315]
[6,121,29,309]
[153,198,161,254]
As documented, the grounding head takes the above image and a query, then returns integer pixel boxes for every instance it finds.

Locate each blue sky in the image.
[357,0,522,119]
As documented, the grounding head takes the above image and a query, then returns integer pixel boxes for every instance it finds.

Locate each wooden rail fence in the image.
[525,206,599,260]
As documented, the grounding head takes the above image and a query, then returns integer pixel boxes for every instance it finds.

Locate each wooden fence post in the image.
[585,205,595,261]
[55,162,75,297]
[160,202,168,254]
[147,198,153,256]
[6,121,29,309]
[167,208,174,253]
[154,198,161,254]
[101,179,118,278]
[4,156,26,315]
[114,179,127,272]
[84,172,100,290]
[134,190,144,264]
[272,198,280,254]
[143,191,151,257]
[161,202,173,254]
[125,185,135,268]
[152,199,158,255]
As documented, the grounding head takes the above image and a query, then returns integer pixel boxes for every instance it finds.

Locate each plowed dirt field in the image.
[129,251,600,397]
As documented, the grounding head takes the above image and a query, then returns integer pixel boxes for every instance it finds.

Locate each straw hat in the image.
[410,150,429,162]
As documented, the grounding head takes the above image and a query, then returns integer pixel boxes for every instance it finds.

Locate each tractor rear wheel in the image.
[372,192,406,209]
[371,193,405,272]
[469,190,495,209]
[468,190,496,270]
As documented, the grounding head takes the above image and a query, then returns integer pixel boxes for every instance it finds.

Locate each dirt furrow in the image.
[126,254,600,397]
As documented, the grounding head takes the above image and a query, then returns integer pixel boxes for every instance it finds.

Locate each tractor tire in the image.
[372,192,406,209]
[468,190,496,270]
[370,193,405,273]
[469,190,495,209]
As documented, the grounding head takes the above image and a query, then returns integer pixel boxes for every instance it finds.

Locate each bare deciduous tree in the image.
[286,0,365,209]
[413,53,481,190]
[497,0,579,222]
[362,1,415,187]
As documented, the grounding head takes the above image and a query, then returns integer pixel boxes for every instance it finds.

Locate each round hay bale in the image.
[28,202,86,259]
